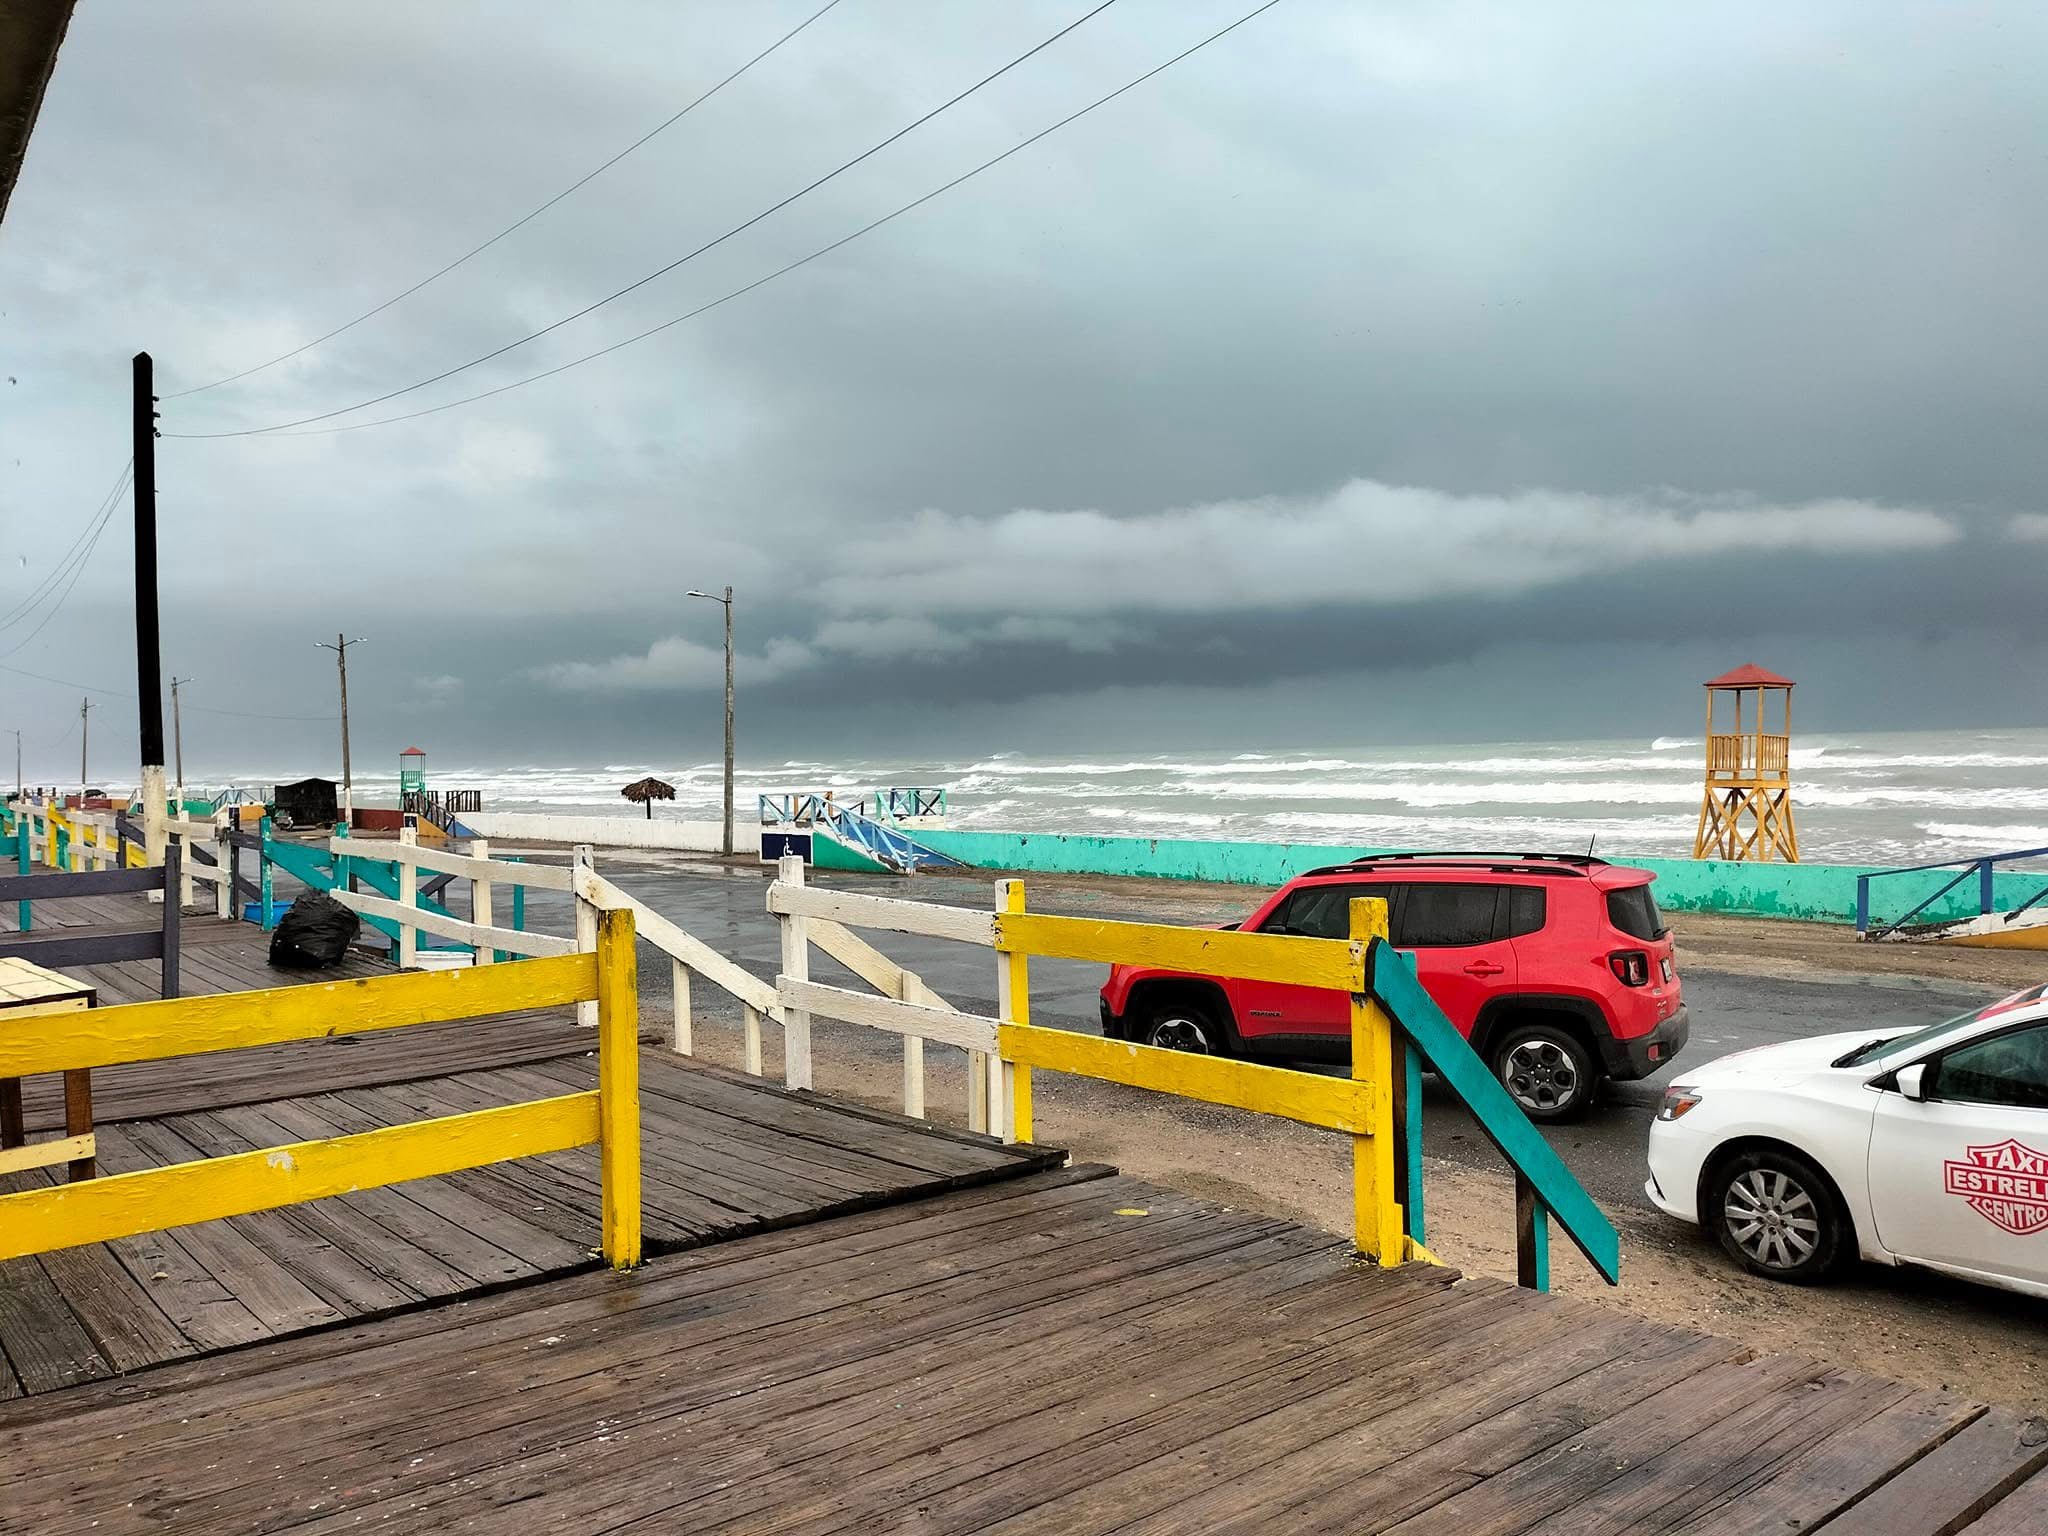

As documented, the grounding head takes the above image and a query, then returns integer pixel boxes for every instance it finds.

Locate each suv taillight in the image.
[1608,950,1650,987]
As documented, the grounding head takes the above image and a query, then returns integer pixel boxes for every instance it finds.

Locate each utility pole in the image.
[316,635,366,826]
[687,585,736,856]
[79,697,93,802]
[133,352,169,870]
[170,676,191,810]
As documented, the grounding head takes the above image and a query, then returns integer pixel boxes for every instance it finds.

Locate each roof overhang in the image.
[0,0,78,228]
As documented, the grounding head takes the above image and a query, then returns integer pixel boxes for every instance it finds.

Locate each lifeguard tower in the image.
[1694,664,1799,862]
[398,746,427,805]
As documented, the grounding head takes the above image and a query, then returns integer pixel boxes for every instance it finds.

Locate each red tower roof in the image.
[400,746,427,755]
[1703,663,1794,688]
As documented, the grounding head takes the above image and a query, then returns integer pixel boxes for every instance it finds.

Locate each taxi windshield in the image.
[1835,986,2045,1068]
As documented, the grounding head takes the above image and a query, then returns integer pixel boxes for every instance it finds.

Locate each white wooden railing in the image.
[765,855,1010,1131]
[573,865,783,1071]
[327,825,577,971]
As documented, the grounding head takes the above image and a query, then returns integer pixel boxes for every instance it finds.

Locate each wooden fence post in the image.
[397,818,418,968]
[160,844,181,999]
[671,959,692,1054]
[742,1004,764,1076]
[572,844,597,1026]
[776,853,813,1090]
[470,836,493,967]
[1515,1172,1551,1291]
[1348,898,1404,1266]
[995,881,1030,1144]
[214,823,232,921]
[596,904,642,1268]
[258,817,275,930]
[15,819,29,933]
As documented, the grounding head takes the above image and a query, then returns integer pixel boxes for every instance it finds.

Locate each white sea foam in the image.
[295,726,2048,866]
[1918,822,2048,846]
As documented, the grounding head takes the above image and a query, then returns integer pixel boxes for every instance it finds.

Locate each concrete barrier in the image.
[462,812,762,855]
[909,828,2045,928]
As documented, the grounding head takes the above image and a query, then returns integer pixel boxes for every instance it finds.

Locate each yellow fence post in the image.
[1349,897,1404,1265]
[997,880,1032,1144]
[596,905,642,1268]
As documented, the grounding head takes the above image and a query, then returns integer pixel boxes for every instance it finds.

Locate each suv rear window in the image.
[1395,885,1503,948]
[1606,885,1666,941]
[1504,886,1546,939]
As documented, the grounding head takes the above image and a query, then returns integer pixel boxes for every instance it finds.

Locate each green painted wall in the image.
[812,826,893,875]
[910,828,2046,927]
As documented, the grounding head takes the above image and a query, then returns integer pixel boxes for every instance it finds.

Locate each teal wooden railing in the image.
[1371,939,1621,1288]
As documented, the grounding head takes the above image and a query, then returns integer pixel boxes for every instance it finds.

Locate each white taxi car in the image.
[1646,982,2048,1297]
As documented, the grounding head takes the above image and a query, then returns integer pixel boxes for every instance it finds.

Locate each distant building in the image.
[273,776,339,828]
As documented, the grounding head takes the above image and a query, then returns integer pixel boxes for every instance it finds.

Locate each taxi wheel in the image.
[1708,1148,1846,1283]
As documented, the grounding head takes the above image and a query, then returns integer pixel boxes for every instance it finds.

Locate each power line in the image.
[0,660,333,722]
[0,462,132,662]
[221,0,1286,440]
[167,0,1121,439]
[0,459,133,632]
[163,0,846,400]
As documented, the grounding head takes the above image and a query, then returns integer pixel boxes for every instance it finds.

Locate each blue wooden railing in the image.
[1855,845,2048,940]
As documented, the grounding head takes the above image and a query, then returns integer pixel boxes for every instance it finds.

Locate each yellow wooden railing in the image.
[991,889,1414,1268]
[767,859,1618,1288]
[0,906,643,1268]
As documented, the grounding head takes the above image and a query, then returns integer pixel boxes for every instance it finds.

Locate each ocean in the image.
[389,726,2048,867]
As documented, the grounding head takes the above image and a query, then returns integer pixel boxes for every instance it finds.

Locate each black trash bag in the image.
[269,890,361,970]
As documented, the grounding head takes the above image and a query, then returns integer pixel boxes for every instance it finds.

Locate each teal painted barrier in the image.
[1373,936,1617,1284]
[910,828,2047,927]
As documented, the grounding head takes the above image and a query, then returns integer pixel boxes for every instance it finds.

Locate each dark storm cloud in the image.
[2,1,2043,778]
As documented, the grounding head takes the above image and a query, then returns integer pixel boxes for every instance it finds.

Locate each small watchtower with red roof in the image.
[1695,664,1799,861]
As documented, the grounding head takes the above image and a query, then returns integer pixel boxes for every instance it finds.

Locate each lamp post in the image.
[686,586,735,856]
[170,676,192,811]
[78,696,93,803]
[316,635,367,826]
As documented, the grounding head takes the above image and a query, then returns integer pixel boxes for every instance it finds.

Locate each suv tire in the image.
[1490,1020,1596,1122]
[1139,997,1228,1055]
[1707,1147,1846,1284]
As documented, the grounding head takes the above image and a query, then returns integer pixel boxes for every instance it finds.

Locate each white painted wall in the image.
[463,811,763,854]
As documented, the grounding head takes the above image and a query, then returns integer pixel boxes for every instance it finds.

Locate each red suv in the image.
[1099,853,1688,1121]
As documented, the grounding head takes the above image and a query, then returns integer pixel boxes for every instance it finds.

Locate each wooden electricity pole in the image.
[133,352,168,867]
[687,585,736,855]
[78,697,92,800]
[317,635,366,825]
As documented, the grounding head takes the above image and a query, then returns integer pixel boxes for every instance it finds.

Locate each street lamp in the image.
[170,676,193,811]
[316,635,367,826]
[686,587,735,856]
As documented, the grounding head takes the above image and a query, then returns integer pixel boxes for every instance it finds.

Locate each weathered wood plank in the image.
[1957,1464,2048,1535]
[1810,1409,2048,1536]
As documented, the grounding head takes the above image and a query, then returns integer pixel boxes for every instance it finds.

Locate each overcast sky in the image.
[2,0,2044,780]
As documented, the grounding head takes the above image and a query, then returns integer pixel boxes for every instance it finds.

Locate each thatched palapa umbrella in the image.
[620,776,676,819]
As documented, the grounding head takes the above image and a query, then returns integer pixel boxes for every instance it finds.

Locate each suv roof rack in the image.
[1301,851,1611,879]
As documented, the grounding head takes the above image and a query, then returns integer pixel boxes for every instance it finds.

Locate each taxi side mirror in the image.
[1896,1062,1928,1102]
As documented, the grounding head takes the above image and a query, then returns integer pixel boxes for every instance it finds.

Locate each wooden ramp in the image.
[0,887,1061,1399]
[3,1167,2042,1535]
[0,1053,1060,1398]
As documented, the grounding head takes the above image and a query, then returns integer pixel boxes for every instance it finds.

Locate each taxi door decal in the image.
[1944,1139,2048,1236]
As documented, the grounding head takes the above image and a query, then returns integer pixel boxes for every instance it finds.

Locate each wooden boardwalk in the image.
[4,884,2045,1532]
[1,1166,2039,1534]
[0,890,1060,1398]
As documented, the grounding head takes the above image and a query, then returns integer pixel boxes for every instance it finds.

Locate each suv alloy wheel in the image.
[1491,1020,1596,1122]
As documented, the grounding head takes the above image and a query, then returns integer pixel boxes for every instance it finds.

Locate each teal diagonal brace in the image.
[1369,937,1620,1284]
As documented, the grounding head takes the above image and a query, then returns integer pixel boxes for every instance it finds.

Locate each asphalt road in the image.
[493,851,2005,1211]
